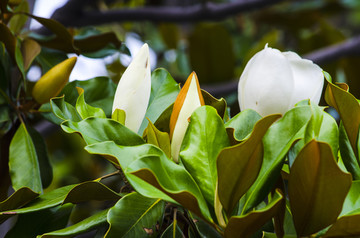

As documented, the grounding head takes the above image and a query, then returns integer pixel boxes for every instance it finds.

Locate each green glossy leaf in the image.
[50,96,81,122]
[39,209,109,238]
[76,87,106,119]
[288,106,339,167]
[15,38,25,79]
[180,106,230,206]
[63,181,120,204]
[288,140,352,236]
[218,114,280,215]
[225,109,262,141]
[105,192,165,238]
[0,185,75,221]
[61,77,116,117]
[339,181,360,217]
[9,123,42,193]
[112,108,126,125]
[224,189,284,238]
[0,187,38,212]
[61,117,144,147]
[240,106,312,214]
[325,78,360,155]
[145,119,171,158]
[138,68,179,134]
[85,141,176,203]
[27,126,53,189]
[5,205,72,238]
[201,90,227,119]
[160,222,184,238]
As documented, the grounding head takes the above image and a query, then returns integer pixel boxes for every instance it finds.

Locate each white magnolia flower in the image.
[112,43,151,133]
[238,45,324,116]
[170,72,204,162]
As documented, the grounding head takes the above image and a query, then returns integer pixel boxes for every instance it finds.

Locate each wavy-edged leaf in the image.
[201,90,227,119]
[128,154,213,222]
[325,76,360,155]
[50,96,81,122]
[240,106,312,214]
[9,123,42,193]
[39,209,109,238]
[181,106,230,206]
[85,141,177,203]
[61,117,144,147]
[218,114,280,215]
[224,189,284,238]
[86,142,212,222]
[225,109,262,141]
[63,181,120,204]
[61,77,116,117]
[139,68,180,134]
[76,87,106,119]
[105,192,165,238]
[288,140,352,236]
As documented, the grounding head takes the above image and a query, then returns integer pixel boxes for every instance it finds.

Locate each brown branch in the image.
[49,0,284,27]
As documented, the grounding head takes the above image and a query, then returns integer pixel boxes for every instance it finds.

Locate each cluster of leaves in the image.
[4,62,360,238]
[3,0,360,237]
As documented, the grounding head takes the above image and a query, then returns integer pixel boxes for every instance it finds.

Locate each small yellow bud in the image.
[32,57,77,104]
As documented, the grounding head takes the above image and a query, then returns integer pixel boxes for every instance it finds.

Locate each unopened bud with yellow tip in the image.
[32,57,77,104]
[169,72,205,162]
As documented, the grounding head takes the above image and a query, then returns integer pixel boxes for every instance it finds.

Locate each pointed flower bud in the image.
[112,43,151,133]
[238,44,324,116]
[170,72,205,162]
[32,57,77,104]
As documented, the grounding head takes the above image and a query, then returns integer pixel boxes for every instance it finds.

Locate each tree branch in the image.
[203,35,360,97]
[50,0,284,27]
[303,35,360,65]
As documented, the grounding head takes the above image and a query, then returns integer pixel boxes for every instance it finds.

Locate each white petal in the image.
[238,46,294,116]
[112,43,151,133]
[171,74,202,162]
[285,56,324,106]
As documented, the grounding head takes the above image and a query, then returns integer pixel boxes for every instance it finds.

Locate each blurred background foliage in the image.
[2,0,360,236]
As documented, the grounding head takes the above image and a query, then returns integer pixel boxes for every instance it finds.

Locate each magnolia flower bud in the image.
[170,72,205,162]
[32,57,77,104]
[238,45,324,116]
[112,43,151,133]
